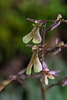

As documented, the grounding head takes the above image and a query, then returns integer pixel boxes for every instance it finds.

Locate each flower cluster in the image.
[0,14,67,92]
[26,44,43,75]
[42,61,61,85]
[22,14,64,85]
[26,50,42,75]
[23,22,42,44]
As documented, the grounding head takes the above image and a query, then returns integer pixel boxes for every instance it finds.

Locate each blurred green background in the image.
[0,0,67,100]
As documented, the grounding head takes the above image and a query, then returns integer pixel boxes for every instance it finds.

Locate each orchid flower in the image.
[42,61,61,85]
[22,24,42,44]
[26,51,42,75]
[43,68,61,85]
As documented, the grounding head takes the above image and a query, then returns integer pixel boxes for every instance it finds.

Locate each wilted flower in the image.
[42,62,61,85]
[22,25,42,44]
[26,51,42,75]
[43,68,55,85]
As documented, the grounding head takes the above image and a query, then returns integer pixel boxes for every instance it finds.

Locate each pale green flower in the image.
[22,25,42,44]
[26,51,42,75]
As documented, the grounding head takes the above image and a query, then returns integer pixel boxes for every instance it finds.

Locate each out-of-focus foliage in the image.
[0,0,67,100]
[0,0,67,62]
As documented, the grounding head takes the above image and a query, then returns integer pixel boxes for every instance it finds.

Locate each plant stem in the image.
[39,78,45,100]
[46,83,59,90]
[41,24,46,68]
[39,24,46,100]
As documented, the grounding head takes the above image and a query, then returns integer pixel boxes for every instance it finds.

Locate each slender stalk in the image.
[39,78,45,100]
[39,24,46,100]
[41,24,46,45]
[41,24,46,69]
[46,83,59,90]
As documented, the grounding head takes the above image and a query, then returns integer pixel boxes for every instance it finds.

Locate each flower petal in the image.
[44,75,49,85]
[23,26,37,44]
[22,32,33,44]
[48,74,55,79]
[32,28,42,44]
[42,61,48,69]
[50,70,61,75]
[26,51,37,75]
[33,56,42,73]
[26,63,33,75]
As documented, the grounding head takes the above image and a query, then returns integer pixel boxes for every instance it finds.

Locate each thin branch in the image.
[39,24,46,100]
[45,44,67,54]
[39,78,45,100]
[46,83,59,90]
[46,76,67,90]
[41,24,46,69]
[18,74,42,80]
[18,68,26,76]
[27,18,47,25]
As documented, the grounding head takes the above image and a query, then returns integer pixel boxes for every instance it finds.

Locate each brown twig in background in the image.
[46,83,59,90]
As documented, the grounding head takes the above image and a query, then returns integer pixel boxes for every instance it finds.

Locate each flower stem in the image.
[39,77,45,100]
[40,24,46,100]
[41,24,46,68]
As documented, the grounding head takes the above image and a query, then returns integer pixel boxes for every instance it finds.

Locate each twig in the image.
[39,24,46,100]
[18,74,42,80]
[18,68,26,76]
[41,24,46,69]
[46,76,67,90]
[46,83,59,90]
[45,44,67,54]
[39,78,45,100]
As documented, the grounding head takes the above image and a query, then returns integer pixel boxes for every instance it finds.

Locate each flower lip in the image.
[23,25,42,44]
[26,51,42,75]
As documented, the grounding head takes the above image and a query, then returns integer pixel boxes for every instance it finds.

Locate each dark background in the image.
[0,0,67,100]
